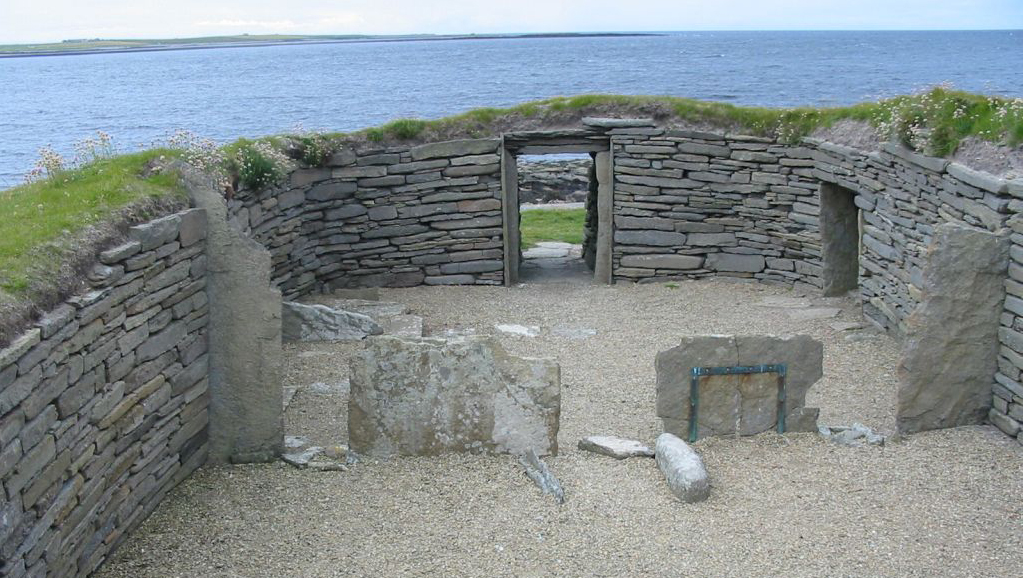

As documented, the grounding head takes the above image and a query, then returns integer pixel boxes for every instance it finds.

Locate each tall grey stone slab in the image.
[897,222,1010,434]
[501,145,519,286]
[593,150,614,284]
[820,182,861,296]
[656,335,822,440]
[349,336,560,457]
[186,170,283,463]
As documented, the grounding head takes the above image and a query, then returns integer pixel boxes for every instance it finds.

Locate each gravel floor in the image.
[96,277,1023,578]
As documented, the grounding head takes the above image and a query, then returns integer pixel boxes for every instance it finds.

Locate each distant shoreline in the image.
[0,32,661,59]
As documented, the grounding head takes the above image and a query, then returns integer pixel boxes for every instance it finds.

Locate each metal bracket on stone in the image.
[520,449,565,505]
[689,363,788,443]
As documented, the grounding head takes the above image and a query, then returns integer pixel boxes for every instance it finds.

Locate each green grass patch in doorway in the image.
[520,208,586,249]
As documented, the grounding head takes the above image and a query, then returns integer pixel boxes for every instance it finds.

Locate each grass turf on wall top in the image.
[0,149,187,345]
[2,88,1022,345]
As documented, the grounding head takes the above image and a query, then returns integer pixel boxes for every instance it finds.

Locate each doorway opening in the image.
[819,182,862,296]
[517,153,592,283]
[501,137,613,286]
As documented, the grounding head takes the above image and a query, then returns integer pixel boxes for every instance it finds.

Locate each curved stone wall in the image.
[1,210,210,578]
[4,119,1023,578]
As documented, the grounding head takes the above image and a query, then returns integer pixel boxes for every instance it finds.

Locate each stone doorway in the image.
[819,182,862,296]
[501,134,613,285]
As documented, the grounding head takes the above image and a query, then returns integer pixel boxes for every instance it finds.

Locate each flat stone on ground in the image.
[578,435,654,459]
[495,324,541,337]
[282,302,383,342]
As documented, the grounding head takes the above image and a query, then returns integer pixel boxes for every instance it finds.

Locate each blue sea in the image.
[1,30,1021,187]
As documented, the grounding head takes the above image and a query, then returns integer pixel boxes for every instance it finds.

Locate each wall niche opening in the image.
[819,182,862,296]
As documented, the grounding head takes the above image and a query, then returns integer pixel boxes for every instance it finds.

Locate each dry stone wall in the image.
[993,212,1023,444]
[0,209,210,578]
[226,138,506,298]
[610,131,823,288]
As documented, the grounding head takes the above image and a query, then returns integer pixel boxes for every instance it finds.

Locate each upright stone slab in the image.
[897,223,1010,434]
[349,336,560,457]
[187,171,283,463]
[655,335,822,440]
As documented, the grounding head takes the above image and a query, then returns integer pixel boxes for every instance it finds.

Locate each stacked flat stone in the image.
[810,141,1014,334]
[994,199,1023,445]
[0,209,210,577]
[227,138,507,298]
[610,131,823,289]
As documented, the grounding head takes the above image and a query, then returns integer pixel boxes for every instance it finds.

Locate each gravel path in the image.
[96,278,1023,578]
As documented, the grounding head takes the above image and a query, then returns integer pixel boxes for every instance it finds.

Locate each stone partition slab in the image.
[0,208,210,578]
[349,336,560,457]
[898,222,1010,434]
[655,335,822,440]
[190,180,283,464]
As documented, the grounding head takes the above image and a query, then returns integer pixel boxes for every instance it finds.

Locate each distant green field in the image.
[520,209,586,249]
[0,34,375,54]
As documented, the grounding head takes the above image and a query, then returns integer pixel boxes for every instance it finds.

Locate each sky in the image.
[1,0,1021,44]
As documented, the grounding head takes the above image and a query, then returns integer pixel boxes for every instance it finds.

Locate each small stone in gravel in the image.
[578,435,654,459]
[788,307,842,321]
[282,447,325,468]
[819,423,886,446]
[520,449,565,504]
[495,324,541,337]
[285,436,311,450]
[282,386,298,409]
[655,433,710,503]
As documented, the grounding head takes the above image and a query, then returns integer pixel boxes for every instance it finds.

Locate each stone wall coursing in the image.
[993,211,1023,445]
[0,209,210,578]
[610,131,824,288]
[808,141,1015,334]
[517,158,590,204]
[226,138,506,298]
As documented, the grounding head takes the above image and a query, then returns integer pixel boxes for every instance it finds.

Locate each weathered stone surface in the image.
[186,171,283,463]
[410,139,501,161]
[656,334,822,440]
[582,117,655,128]
[282,302,382,341]
[520,448,565,504]
[705,253,765,273]
[129,214,181,251]
[349,336,560,457]
[898,223,1010,434]
[578,435,654,459]
[655,433,710,503]
[614,230,687,246]
[620,254,703,270]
